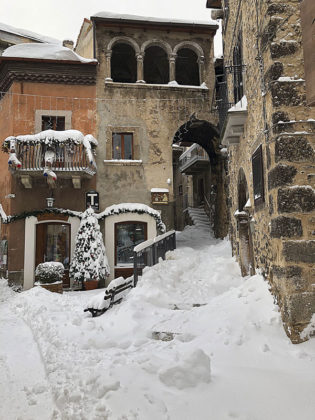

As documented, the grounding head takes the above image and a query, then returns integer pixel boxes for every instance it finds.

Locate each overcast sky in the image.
[0,0,222,54]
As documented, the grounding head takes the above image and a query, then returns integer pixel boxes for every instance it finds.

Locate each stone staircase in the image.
[187,206,211,231]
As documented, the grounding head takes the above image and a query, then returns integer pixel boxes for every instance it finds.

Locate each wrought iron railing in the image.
[133,230,176,286]
[12,143,93,173]
[179,143,209,173]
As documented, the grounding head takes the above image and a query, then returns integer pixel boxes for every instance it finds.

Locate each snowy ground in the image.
[0,226,314,420]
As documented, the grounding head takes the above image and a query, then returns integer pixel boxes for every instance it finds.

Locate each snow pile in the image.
[2,43,96,63]
[97,203,166,233]
[0,226,314,419]
[159,349,211,389]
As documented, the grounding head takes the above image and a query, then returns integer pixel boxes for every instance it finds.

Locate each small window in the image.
[42,116,65,131]
[178,185,183,195]
[252,145,265,206]
[112,133,133,159]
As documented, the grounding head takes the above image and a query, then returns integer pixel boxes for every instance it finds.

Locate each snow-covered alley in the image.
[0,226,314,420]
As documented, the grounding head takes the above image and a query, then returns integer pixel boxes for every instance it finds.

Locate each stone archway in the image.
[173,115,228,238]
[236,168,255,276]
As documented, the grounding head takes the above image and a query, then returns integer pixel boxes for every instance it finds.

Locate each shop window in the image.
[252,145,265,206]
[111,43,137,83]
[144,46,169,84]
[176,48,200,86]
[42,115,65,131]
[112,133,133,159]
[115,222,147,267]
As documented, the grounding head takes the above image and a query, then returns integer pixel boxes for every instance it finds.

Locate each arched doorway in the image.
[172,116,228,238]
[236,169,255,276]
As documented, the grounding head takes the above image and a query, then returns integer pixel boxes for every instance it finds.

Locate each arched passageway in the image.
[173,116,227,238]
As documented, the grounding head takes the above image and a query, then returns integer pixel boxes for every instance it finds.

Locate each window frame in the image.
[112,132,134,160]
[35,110,72,133]
[252,145,265,207]
[41,115,66,131]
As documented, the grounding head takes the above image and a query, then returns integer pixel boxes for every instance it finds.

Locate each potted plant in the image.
[35,261,64,293]
[70,207,110,290]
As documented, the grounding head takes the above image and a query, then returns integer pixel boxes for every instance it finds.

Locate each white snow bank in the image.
[2,43,96,63]
[1,226,314,420]
[4,129,98,146]
[159,349,211,389]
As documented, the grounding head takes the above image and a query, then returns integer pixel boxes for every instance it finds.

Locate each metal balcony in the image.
[10,143,95,188]
[179,143,210,175]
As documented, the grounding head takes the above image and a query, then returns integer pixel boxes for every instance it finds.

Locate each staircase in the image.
[187,206,211,231]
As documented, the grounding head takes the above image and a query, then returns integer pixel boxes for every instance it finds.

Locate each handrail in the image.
[133,230,176,286]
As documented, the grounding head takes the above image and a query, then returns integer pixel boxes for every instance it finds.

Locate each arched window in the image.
[144,46,169,84]
[176,48,200,86]
[111,43,137,83]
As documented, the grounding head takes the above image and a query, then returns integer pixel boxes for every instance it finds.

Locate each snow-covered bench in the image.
[84,276,134,317]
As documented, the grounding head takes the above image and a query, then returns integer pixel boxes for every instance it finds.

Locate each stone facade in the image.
[209,0,315,342]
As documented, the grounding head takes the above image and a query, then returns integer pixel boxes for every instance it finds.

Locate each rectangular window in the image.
[112,133,133,159]
[252,145,265,206]
[42,116,65,131]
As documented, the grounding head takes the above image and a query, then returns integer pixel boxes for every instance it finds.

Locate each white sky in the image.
[0,0,222,55]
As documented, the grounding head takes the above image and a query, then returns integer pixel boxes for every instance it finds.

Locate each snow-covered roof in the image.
[92,11,217,28]
[0,21,60,44]
[2,43,97,63]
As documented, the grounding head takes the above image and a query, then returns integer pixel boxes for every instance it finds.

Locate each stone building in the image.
[75,12,227,279]
[207,0,315,342]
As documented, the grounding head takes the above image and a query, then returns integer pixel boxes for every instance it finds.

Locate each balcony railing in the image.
[12,143,95,175]
[179,143,210,174]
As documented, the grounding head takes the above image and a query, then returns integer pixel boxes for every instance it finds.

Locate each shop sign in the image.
[86,191,99,211]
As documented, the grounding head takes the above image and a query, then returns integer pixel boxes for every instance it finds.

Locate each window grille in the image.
[41,116,65,131]
[252,145,265,206]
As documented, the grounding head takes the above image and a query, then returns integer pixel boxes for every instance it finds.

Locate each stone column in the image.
[136,53,145,83]
[198,56,205,85]
[105,51,112,82]
[169,53,177,83]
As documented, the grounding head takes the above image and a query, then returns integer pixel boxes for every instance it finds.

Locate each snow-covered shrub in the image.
[35,262,64,284]
[70,207,109,286]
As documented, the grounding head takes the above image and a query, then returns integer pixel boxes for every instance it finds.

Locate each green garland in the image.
[2,208,81,224]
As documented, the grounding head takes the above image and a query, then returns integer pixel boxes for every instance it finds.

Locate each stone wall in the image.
[221,0,315,342]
